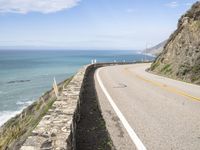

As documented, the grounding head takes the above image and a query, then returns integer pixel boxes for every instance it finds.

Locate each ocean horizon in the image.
[0,50,154,126]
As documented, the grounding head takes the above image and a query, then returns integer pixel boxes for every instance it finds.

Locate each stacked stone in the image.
[20,67,86,150]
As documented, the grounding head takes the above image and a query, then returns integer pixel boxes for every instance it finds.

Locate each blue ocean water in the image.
[0,50,154,125]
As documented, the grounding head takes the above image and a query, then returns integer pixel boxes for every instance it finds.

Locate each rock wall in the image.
[20,66,87,150]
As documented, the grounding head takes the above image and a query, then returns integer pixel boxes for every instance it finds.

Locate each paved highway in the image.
[94,63,200,150]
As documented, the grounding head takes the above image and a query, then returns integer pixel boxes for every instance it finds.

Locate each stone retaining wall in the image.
[20,66,87,150]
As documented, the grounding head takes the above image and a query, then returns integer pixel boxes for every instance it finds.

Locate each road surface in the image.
[94,63,200,150]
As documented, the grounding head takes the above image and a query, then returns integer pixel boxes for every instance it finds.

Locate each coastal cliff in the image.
[143,40,167,56]
[150,1,200,85]
[0,77,72,150]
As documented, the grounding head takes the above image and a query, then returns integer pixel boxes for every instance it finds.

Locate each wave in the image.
[0,110,22,127]
[0,90,6,95]
[0,101,33,126]
[7,80,31,84]
[16,100,34,106]
[0,100,35,127]
[145,53,156,57]
[0,101,33,127]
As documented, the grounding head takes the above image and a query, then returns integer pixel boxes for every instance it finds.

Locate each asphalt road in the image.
[94,63,200,150]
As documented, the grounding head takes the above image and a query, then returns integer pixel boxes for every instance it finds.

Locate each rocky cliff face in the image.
[150,1,200,85]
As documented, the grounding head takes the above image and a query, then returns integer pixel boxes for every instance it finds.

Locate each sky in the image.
[0,0,198,50]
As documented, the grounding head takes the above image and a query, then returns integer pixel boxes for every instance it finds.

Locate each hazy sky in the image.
[0,0,198,50]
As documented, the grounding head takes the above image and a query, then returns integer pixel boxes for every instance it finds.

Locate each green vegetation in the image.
[62,76,73,89]
[191,64,200,74]
[194,21,200,28]
[191,75,200,82]
[191,65,200,82]
[150,61,160,70]
[0,97,55,150]
[160,64,172,74]
[190,20,200,31]
[0,77,72,150]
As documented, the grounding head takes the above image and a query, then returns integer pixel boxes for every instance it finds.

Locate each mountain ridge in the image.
[143,40,167,56]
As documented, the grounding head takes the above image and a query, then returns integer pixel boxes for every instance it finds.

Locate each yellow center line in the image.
[124,67,200,102]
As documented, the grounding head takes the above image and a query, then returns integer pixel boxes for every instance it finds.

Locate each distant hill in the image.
[143,41,167,56]
[150,1,200,85]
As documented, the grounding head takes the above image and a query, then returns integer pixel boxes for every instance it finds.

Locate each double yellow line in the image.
[125,67,200,102]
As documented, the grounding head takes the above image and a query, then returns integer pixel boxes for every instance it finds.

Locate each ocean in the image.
[0,50,154,126]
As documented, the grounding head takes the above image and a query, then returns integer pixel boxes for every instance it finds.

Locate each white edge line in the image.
[96,68,147,150]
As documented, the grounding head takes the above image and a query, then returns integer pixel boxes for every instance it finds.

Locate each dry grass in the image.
[0,77,72,150]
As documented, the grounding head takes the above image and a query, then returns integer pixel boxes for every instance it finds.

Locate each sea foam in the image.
[16,100,34,106]
[0,100,34,127]
[0,110,22,127]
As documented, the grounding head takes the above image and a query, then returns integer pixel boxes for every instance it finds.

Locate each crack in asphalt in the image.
[113,83,127,89]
